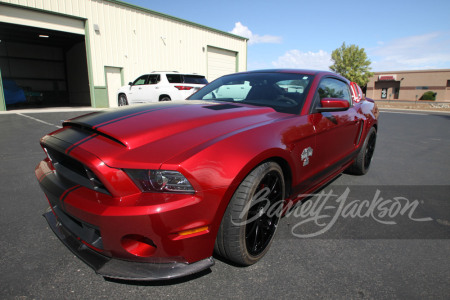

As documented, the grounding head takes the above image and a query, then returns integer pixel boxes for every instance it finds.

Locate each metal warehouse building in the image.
[0,0,247,111]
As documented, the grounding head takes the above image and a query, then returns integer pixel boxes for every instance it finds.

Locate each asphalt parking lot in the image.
[1,109,449,299]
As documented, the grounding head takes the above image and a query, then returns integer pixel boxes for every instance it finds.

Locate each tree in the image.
[330,42,373,87]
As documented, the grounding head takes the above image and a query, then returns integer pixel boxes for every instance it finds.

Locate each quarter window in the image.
[184,75,208,84]
[167,74,183,83]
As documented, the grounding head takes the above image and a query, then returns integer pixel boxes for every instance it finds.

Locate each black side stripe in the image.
[290,149,358,198]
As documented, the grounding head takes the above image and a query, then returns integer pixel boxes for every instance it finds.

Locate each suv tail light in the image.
[175,86,193,90]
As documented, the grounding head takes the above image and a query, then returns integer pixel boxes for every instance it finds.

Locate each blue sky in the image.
[125,0,450,72]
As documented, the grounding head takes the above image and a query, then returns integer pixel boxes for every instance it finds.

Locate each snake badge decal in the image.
[301,147,313,166]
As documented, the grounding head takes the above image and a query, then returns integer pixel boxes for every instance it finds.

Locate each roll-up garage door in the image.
[207,46,237,82]
[0,4,90,109]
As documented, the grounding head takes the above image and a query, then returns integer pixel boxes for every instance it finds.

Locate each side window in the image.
[317,78,351,102]
[148,74,160,85]
[133,75,148,86]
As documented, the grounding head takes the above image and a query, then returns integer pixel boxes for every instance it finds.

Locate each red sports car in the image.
[36,69,378,280]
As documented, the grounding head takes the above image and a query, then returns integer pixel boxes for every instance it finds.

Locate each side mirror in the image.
[128,82,133,86]
[316,98,350,112]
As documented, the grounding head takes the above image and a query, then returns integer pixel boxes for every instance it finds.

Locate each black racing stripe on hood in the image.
[65,134,99,155]
[93,106,170,129]
[65,102,183,129]
[63,122,126,147]
[52,127,95,149]
[43,128,99,155]
[41,131,89,155]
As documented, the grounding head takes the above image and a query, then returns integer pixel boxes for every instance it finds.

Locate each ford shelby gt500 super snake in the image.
[36,69,378,280]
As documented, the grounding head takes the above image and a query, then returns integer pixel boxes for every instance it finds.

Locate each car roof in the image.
[228,69,348,82]
[245,69,336,76]
[149,71,205,76]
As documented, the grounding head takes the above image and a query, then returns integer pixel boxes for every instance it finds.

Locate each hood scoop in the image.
[203,104,242,110]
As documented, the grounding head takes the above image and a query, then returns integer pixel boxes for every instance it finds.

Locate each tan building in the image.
[366,69,450,101]
[0,0,247,110]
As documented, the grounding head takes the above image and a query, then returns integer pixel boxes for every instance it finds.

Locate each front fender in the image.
[160,118,311,245]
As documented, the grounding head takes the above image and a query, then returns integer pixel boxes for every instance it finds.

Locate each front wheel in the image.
[215,162,285,266]
[346,127,377,175]
[118,94,128,106]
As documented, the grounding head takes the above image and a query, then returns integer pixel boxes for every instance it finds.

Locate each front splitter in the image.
[43,210,214,281]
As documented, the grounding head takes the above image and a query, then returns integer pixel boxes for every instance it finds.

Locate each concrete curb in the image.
[378,107,450,114]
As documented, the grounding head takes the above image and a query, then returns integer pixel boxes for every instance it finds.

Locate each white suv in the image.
[117,71,208,106]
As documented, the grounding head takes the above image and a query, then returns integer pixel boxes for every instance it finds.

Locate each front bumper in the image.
[44,209,214,281]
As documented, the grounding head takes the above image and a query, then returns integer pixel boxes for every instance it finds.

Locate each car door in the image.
[139,74,161,102]
[310,77,362,175]
[127,75,149,103]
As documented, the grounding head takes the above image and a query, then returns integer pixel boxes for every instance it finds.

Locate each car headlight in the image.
[125,169,195,194]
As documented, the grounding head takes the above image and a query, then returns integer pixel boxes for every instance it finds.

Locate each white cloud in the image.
[272,49,332,70]
[230,22,282,45]
[369,32,450,71]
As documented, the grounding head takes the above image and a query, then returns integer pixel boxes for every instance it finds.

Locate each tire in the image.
[159,95,171,102]
[118,94,128,106]
[215,162,285,266]
[346,127,377,175]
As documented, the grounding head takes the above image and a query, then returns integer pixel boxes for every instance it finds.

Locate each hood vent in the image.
[203,104,242,110]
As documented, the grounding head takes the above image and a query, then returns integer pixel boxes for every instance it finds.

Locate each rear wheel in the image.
[346,127,377,175]
[159,95,171,102]
[118,94,128,106]
[215,162,285,266]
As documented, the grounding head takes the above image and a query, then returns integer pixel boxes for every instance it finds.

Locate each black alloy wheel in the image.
[215,162,285,265]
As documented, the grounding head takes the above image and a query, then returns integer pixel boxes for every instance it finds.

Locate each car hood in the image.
[62,101,283,167]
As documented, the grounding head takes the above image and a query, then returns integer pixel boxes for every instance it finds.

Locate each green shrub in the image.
[420,91,436,101]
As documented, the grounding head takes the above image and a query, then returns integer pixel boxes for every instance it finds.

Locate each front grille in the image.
[46,147,87,177]
[44,146,109,195]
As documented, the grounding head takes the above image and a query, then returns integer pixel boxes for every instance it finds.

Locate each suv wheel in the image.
[118,94,128,106]
[159,95,171,102]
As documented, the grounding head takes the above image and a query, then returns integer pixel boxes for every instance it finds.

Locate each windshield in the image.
[188,72,313,114]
